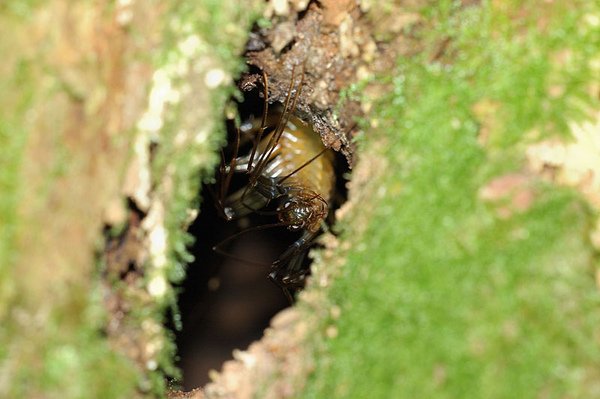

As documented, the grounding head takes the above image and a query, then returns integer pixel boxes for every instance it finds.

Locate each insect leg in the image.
[212,126,242,219]
[212,222,287,267]
[269,261,309,303]
[246,70,269,173]
[249,65,305,189]
[267,229,317,301]
[270,267,310,303]
[223,175,286,220]
[273,229,316,271]
[277,147,329,185]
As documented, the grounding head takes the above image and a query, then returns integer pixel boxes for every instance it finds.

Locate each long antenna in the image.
[212,221,288,267]
[278,147,328,185]
[251,65,300,182]
[246,70,270,173]
[242,64,305,204]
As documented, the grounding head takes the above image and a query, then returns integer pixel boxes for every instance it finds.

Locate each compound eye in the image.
[282,200,295,210]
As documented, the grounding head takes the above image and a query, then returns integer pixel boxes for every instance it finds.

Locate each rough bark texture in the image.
[240,0,378,166]
[1,2,159,396]
[2,1,599,398]
[1,1,258,397]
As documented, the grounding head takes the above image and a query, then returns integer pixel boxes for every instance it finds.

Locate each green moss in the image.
[0,0,43,19]
[0,10,33,327]
[134,0,263,394]
[4,284,139,398]
[0,1,263,397]
[38,324,139,398]
[303,1,600,398]
[0,122,25,289]
[151,0,262,288]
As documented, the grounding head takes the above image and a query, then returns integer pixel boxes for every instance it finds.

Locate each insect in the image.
[212,66,336,302]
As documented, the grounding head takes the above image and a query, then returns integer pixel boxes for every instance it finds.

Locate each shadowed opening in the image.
[171,66,349,388]
[174,189,292,389]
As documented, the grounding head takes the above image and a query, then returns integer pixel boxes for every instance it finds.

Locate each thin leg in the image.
[267,229,316,302]
[274,230,316,270]
[248,65,305,191]
[269,267,309,303]
[246,70,270,172]
[223,175,282,220]
[212,222,287,267]
[278,147,329,185]
[215,127,241,218]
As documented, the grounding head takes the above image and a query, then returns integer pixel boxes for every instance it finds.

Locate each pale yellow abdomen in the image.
[261,115,335,204]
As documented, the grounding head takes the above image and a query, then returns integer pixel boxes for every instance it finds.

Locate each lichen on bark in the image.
[0,0,260,397]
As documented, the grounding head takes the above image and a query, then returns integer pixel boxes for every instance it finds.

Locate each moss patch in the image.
[303,1,600,398]
[0,1,261,398]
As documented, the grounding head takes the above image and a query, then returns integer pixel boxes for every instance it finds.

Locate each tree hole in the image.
[173,80,348,389]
